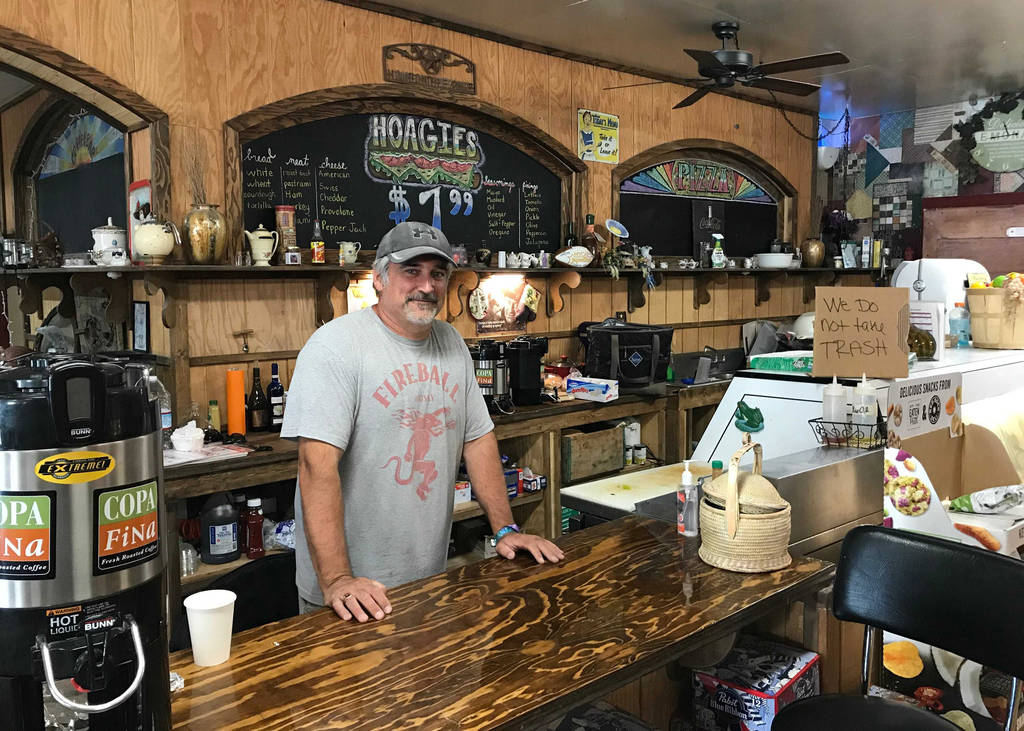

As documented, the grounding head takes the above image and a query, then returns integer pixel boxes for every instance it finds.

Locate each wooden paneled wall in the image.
[923,201,1024,276]
[1,89,50,233]
[0,0,820,409]
[0,0,815,242]
[183,271,875,414]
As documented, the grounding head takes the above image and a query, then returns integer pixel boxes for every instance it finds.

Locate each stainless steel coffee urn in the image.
[469,340,512,413]
[0,356,170,730]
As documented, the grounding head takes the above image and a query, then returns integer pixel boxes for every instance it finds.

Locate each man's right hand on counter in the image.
[324,575,392,622]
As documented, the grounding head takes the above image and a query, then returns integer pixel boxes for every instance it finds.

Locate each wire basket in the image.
[808,418,886,449]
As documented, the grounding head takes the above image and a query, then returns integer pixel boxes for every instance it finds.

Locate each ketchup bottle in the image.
[244,498,265,559]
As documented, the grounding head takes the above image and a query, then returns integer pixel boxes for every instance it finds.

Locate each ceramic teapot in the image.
[92,217,126,252]
[133,218,180,265]
[244,225,279,267]
[91,217,127,266]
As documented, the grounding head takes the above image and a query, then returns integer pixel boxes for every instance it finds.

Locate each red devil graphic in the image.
[381,407,456,500]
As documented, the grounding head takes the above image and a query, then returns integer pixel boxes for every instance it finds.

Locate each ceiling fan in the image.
[607,21,849,109]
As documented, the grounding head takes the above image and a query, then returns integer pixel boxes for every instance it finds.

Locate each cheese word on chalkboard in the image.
[812,286,910,378]
[241,112,561,254]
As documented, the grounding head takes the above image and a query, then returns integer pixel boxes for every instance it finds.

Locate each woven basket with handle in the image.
[698,433,792,573]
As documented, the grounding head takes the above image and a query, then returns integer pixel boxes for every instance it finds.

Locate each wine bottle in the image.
[564,221,577,249]
[580,214,599,262]
[267,362,285,432]
[248,367,270,432]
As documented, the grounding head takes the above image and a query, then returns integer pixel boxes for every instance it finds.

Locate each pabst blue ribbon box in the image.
[691,636,820,731]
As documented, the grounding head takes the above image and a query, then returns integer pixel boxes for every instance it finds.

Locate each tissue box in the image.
[692,636,820,731]
[565,376,619,403]
[523,473,547,493]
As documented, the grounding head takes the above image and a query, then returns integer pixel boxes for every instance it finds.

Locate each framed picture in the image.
[132,301,150,352]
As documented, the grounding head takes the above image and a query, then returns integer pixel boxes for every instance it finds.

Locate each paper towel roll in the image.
[226,369,245,436]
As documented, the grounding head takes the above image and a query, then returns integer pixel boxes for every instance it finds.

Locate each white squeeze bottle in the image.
[822,375,846,423]
[852,373,878,426]
[678,461,699,537]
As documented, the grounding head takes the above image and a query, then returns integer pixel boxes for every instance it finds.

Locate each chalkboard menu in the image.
[242,113,561,253]
[619,159,778,258]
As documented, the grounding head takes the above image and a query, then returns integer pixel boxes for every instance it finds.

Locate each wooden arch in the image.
[0,25,170,221]
[611,138,799,244]
[222,83,588,256]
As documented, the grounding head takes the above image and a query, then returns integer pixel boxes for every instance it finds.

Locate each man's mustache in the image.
[406,294,439,304]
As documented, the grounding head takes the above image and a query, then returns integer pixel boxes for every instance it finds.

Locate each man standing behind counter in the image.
[282,221,563,622]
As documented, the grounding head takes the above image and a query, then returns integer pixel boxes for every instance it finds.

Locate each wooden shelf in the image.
[445,551,486,571]
[563,461,662,487]
[180,548,289,593]
[452,491,544,522]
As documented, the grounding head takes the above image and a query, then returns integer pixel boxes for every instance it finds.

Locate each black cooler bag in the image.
[581,319,673,387]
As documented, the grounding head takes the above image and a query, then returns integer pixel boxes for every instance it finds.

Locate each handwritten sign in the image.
[812,286,910,378]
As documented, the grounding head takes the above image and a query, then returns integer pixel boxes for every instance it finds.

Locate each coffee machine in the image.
[0,356,170,730]
[506,337,548,406]
[468,340,512,413]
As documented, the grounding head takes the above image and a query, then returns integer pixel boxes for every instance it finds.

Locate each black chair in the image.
[171,551,299,651]
[772,526,1023,730]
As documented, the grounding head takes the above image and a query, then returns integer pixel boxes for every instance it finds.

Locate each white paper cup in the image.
[184,589,236,666]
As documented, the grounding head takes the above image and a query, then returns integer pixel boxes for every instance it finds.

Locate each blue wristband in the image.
[491,523,520,546]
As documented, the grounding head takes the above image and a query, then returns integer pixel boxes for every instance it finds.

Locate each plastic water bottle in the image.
[149,375,174,448]
[949,302,970,348]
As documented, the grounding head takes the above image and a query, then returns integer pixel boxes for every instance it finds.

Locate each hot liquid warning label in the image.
[94,481,160,574]
[0,491,55,579]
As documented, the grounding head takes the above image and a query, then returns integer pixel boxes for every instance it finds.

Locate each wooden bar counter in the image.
[170,516,833,730]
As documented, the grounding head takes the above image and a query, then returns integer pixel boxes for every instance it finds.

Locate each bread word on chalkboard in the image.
[241,112,561,254]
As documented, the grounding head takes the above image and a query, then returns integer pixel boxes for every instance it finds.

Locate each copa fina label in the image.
[93,480,160,575]
[0,491,56,579]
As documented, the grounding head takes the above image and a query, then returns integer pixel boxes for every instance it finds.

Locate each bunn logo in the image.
[35,452,116,484]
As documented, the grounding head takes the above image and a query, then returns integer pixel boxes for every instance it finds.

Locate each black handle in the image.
[49,361,106,445]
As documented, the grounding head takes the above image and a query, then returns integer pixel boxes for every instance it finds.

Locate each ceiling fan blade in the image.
[603,80,667,91]
[745,76,820,96]
[684,48,729,76]
[673,86,713,109]
[751,51,849,77]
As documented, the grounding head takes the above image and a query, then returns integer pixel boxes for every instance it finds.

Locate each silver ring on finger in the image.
[342,592,353,600]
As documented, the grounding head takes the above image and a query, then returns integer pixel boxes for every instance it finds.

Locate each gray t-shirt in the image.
[281,306,493,603]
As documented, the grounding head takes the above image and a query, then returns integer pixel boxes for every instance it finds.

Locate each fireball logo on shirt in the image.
[382,407,456,500]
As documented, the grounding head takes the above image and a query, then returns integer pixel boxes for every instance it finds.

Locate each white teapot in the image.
[244,225,279,266]
[91,217,127,266]
[132,218,180,265]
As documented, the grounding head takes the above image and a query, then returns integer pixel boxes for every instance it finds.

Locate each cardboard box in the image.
[882,374,1023,731]
[454,480,472,506]
[565,376,619,403]
[691,636,820,731]
[945,511,1024,558]
[522,473,547,493]
[503,468,522,498]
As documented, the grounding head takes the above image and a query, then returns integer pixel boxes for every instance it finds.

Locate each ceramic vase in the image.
[800,237,825,268]
[183,203,227,264]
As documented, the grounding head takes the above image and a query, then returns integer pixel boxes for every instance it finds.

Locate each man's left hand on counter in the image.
[495,532,564,563]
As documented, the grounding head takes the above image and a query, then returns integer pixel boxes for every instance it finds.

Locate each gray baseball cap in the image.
[375,221,456,265]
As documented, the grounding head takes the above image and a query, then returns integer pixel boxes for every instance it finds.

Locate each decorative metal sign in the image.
[382,44,476,95]
[621,159,774,203]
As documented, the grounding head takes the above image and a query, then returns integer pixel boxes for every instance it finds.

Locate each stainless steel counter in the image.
[635,446,883,562]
